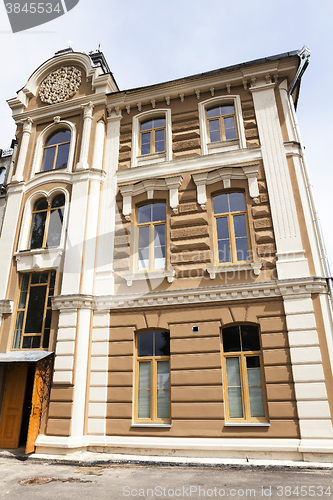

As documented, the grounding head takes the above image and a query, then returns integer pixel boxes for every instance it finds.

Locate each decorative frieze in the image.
[39,66,82,105]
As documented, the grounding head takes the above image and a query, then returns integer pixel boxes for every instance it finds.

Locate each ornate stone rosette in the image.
[39,66,82,104]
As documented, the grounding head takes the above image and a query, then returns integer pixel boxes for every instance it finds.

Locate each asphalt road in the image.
[0,457,333,500]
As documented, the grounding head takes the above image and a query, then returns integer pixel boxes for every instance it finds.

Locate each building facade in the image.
[1,47,333,462]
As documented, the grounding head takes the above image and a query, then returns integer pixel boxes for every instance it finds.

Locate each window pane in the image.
[220,105,235,116]
[152,203,166,222]
[22,336,33,349]
[235,237,249,261]
[154,246,165,269]
[21,274,29,292]
[157,391,170,419]
[32,336,41,348]
[226,357,243,418]
[141,143,150,155]
[155,140,165,153]
[210,130,220,143]
[41,146,56,172]
[138,361,151,388]
[154,224,165,246]
[229,192,245,212]
[45,130,71,146]
[43,330,50,349]
[157,361,169,388]
[216,217,229,240]
[222,325,241,352]
[14,310,25,332]
[12,330,21,349]
[224,117,237,140]
[155,130,165,142]
[233,214,247,238]
[154,118,165,128]
[24,285,47,334]
[140,120,152,131]
[138,362,151,418]
[31,273,41,284]
[33,198,48,211]
[55,143,70,170]
[18,291,27,310]
[138,248,149,270]
[218,239,231,263]
[155,331,170,356]
[30,211,47,249]
[241,325,260,351]
[207,107,220,118]
[213,194,228,214]
[247,357,265,417]
[138,332,153,357]
[51,195,65,209]
[46,208,63,248]
[138,204,151,224]
[138,226,149,249]
[209,119,220,132]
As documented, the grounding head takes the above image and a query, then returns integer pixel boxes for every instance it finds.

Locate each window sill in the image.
[224,422,270,427]
[206,262,262,279]
[14,247,64,272]
[131,423,172,428]
[122,269,175,287]
[137,151,166,166]
[207,138,240,154]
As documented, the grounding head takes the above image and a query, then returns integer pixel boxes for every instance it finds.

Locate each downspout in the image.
[288,46,333,299]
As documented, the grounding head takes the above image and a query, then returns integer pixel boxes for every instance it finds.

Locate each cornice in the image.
[284,141,302,158]
[51,278,328,312]
[116,147,262,185]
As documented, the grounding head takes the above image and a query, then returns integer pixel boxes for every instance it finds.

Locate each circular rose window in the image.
[39,66,82,105]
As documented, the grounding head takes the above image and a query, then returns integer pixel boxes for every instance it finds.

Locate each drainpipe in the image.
[288,46,333,299]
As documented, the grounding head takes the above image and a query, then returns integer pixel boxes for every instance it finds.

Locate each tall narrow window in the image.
[137,202,166,271]
[136,330,170,423]
[28,194,65,250]
[40,129,71,172]
[222,324,268,422]
[213,192,249,264]
[12,271,56,350]
[140,118,166,155]
[207,105,237,143]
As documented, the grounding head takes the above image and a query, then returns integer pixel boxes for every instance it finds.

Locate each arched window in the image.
[136,330,170,423]
[136,202,166,271]
[40,129,71,172]
[28,194,65,249]
[221,324,268,422]
[213,192,249,264]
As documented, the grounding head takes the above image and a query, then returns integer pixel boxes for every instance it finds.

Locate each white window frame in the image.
[198,96,247,155]
[30,121,76,178]
[131,109,172,168]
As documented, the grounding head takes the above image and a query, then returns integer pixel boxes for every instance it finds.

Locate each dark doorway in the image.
[19,365,35,447]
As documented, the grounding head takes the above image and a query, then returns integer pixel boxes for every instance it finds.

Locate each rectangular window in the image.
[213,192,249,264]
[137,203,166,271]
[136,330,170,423]
[139,118,166,155]
[207,105,237,143]
[12,271,55,350]
[222,324,268,423]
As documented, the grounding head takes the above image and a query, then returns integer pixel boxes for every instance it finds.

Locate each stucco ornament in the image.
[39,66,82,104]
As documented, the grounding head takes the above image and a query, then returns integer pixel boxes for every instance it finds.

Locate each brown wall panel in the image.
[49,386,74,402]
[266,383,295,401]
[107,371,133,386]
[108,356,134,372]
[171,352,222,370]
[107,387,133,402]
[171,385,223,402]
[264,366,294,384]
[48,402,73,419]
[46,418,71,436]
[110,327,134,342]
[267,402,298,419]
[171,337,220,354]
[171,368,223,386]
[106,403,132,419]
[172,402,224,420]
[263,348,291,366]
[261,332,289,349]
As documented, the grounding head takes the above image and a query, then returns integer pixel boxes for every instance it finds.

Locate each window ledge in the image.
[206,262,262,279]
[14,248,64,272]
[122,269,175,287]
[207,138,240,154]
[224,422,270,427]
[137,151,166,166]
[131,423,171,428]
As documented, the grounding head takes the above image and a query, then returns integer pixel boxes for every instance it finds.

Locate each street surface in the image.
[0,457,333,499]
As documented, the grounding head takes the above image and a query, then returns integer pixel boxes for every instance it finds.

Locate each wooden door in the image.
[25,363,43,454]
[0,365,27,449]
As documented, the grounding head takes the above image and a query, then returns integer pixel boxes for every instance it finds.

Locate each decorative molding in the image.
[243,80,248,91]
[210,87,215,96]
[14,248,63,272]
[179,93,184,103]
[151,99,156,109]
[137,103,142,112]
[250,77,257,87]
[206,262,263,279]
[165,96,170,106]
[52,294,95,312]
[119,175,183,219]
[195,89,200,99]
[226,84,231,94]
[0,299,13,315]
[53,116,61,123]
[192,163,260,209]
[122,270,175,287]
[126,105,131,115]
[39,66,82,105]
[265,74,271,85]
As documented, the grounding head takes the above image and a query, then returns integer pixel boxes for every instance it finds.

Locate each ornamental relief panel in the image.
[39,66,82,105]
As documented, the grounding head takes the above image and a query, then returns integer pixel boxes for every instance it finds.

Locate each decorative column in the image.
[92,120,106,171]
[76,102,94,170]
[0,300,13,330]
[279,284,333,444]
[12,117,33,182]
[94,109,122,296]
[251,81,309,279]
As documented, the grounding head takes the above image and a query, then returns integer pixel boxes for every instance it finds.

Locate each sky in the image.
[0,0,332,272]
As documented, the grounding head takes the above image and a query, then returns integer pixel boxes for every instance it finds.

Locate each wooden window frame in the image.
[213,191,250,265]
[206,105,238,144]
[40,130,71,172]
[221,324,268,423]
[12,271,55,350]
[27,195,65,250]
[135,331,171,424]
[135,202,166,272]
[139,118,166,156]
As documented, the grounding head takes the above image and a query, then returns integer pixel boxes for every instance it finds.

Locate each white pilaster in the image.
[94,110,122,296]
[251,83,309,279]
[88,311,110,435]
[92,120,106,171]
[12,117,33,182]
[76,102,94,170]
[279,80,297,142]
[53,309,77,384]
[281,290,333,440]
[0,184,25,299]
